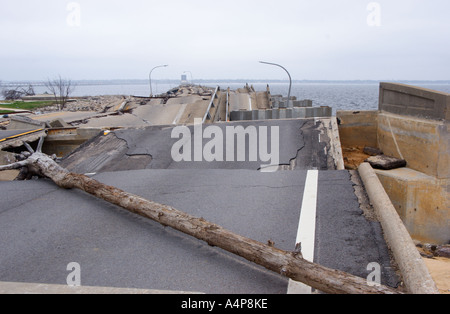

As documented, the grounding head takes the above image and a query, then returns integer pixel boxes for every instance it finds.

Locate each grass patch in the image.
[0,110,16,115]
[0,101,55,111]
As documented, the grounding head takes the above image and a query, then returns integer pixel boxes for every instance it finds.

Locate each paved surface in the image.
[229,92,253,112]
[32,111,101,124]
[0,129,47,152]
[0,129,41,140]
[0,281,201,294]
[61,119,330,174]
[0,107,401,293]
[0,107,30,113]
[0,169,399,293]
[81,99,210,128]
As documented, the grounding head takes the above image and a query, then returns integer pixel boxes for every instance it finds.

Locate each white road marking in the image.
[172,104,187,125]
[287,170,319,294]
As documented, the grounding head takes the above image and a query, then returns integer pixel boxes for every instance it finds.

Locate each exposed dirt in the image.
[423,257,450,294]
[416,244,450,294]
[342,146,371,170]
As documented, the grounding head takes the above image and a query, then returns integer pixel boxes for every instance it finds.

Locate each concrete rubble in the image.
[365,155,407,170]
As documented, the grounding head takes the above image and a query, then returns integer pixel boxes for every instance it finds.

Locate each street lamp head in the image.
[149,64,169,97]
[258,60,293,108]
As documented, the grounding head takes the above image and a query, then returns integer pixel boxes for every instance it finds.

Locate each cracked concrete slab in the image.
[61,119,330,174]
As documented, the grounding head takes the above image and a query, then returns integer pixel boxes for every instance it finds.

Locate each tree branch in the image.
[23,142,34,154]
[36,136,45,153]
[0,160,30,171]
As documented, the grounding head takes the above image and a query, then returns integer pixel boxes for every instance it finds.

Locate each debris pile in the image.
[66,95,130,112]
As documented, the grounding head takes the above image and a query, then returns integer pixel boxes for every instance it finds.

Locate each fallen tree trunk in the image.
[1,138,403,294]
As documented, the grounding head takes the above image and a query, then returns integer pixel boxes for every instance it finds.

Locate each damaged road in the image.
[0,117,401,293]
[0,85,404,293]
[60,119,329,174]
[0,168,399,293]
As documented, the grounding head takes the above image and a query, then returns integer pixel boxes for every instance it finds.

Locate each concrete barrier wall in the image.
[377,83,450,244]
[336,111,378,148]
[230,107,332,121]
[375,167,449,244]
[377,113,449,179]
[379,82,449,121]
[378,83,450,179]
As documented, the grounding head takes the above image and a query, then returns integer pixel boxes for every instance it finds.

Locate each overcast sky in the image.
[1,0,449,81]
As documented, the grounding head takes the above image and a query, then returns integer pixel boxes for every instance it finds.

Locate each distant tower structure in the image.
[181,74,189,85]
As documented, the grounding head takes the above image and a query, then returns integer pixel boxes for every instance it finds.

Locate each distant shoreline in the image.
[2,79,450,87]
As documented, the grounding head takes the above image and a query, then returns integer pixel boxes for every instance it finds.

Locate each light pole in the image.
[259,61,292,108]
[149,64,168,97]
[183,71,194,85]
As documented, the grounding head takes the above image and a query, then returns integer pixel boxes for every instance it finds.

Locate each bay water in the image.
[6,81,450,113]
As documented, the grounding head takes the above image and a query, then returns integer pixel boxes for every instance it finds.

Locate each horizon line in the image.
[2,78,450,84]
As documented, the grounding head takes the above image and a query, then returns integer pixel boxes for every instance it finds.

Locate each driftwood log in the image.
[0,137,403,294]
